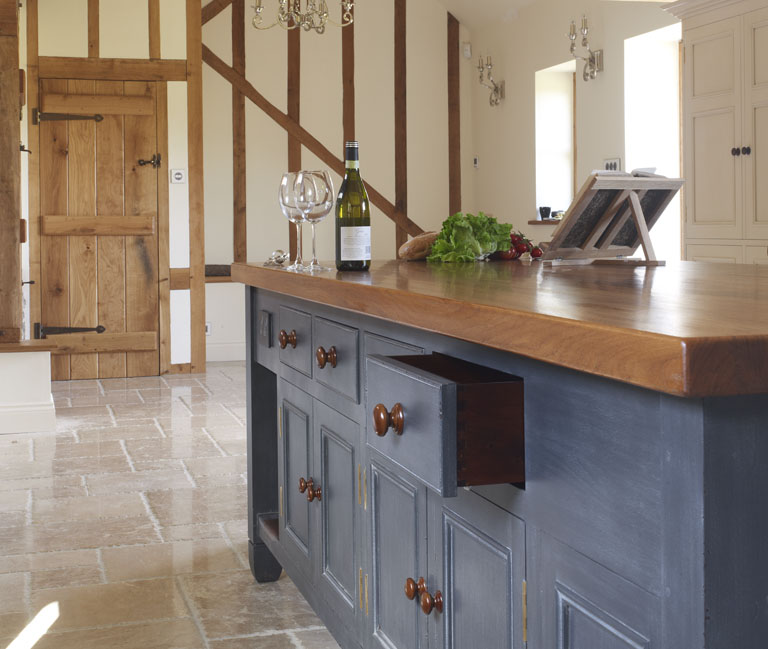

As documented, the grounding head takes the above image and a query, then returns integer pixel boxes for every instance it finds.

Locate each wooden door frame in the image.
[26,0,205,376]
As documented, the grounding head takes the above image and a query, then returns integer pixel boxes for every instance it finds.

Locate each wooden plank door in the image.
[38,79,161,380]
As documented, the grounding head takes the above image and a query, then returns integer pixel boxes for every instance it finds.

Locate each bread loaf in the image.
[398,231,439,261]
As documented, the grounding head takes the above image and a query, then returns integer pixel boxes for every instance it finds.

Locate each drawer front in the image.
[314,316,359,403]
[365,355,457,497]
[278,306,312,377]
[363,332,423,358]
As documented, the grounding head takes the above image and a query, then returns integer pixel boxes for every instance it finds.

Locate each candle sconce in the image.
[568,15,603,82]
[477,56,505,107]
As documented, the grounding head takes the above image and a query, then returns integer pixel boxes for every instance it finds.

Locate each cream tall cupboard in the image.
[672,0,768,263]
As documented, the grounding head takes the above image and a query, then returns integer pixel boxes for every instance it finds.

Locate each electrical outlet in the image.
[205,322,212,336]
[604,158,622,171]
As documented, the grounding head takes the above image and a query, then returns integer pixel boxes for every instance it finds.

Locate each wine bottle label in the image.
[340,226,371,261]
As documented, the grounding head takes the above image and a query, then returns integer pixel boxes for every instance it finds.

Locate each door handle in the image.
[138,154,162,169]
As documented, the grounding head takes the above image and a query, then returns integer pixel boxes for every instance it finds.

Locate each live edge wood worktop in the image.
[235,259,768,649]
[232,259,768,397]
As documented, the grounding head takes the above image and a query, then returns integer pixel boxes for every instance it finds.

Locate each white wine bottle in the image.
[335,141,371,271]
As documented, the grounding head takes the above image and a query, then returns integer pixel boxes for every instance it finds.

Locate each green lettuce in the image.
[427,212,513,263]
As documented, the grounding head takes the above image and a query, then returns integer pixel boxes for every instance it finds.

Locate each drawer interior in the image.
[383,353,525,490]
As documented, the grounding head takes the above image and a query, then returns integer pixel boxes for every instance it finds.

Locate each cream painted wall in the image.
[467,0,677,237]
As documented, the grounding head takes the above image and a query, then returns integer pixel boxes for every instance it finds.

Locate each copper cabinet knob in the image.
[316,346,338,369]
[298,477,311,494]
[373,403,405,437]
[307,482,322,502]
[420,590,444,615]
[404,577,427,601]
[278,329,297,349]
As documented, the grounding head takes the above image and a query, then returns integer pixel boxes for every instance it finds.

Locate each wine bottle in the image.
[335,141,371,271]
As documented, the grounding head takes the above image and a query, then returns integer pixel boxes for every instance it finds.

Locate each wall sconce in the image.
[477,56,505,107]
[568,15,603,82]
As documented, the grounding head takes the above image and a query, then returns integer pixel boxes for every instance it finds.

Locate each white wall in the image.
[467,0,677,239]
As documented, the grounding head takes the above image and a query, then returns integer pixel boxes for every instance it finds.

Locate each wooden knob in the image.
[420,590,443,615]
[307,482,322,502]
[279,329,297,349]
[298,477,310,494]
[405,577,427,601]
[316,346,338,369]
[372,403,405,437]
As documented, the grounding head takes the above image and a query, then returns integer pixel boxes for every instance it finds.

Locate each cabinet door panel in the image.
[745,9,768,239]
[314,401,360,637]
[686,243,743,263]
[529,530,659,649]
[684,18,743,240]
[278,379,313,577]
[429,490,525,649]
[369,454,427,649]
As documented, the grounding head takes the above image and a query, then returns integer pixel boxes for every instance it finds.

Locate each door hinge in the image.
[32,108,103,125]
[34,323,105,339]
[522,579,528,645]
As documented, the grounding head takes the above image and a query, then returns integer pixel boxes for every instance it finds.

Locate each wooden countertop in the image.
[232,260,768,398]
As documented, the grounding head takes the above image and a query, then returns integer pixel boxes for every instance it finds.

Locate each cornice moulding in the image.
[664,0,748,19]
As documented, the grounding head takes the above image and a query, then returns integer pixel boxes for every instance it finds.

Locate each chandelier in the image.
[252,1,355,34]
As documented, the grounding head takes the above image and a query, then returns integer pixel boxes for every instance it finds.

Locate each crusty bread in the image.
[398,231,439,261]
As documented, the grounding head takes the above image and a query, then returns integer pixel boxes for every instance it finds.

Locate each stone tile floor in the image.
[0,362,340,649]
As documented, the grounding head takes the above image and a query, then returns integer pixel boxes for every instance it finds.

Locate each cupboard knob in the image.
[742,146,752,156]
[278,329,297,349]
[732,147,741,156]
[420,590,444,615]
[316,346,338,369]
[307,482,322,502]
[404,577,427,601]
[298,477,311,494]
[373,403,404,437]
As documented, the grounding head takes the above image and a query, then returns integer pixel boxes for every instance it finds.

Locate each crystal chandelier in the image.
[252,1,355,34]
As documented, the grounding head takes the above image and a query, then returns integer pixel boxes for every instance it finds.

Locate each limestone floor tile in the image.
[161,522,226,542]
[0,612,29,644]
[0,571,27,612]
[217,439,248,456]
[28,516,160,552]
[77,424,165,442]
[180,571,323,639]
[184,455,247,478]
[209,635,295,649]
[30,564,104,591]
[86,469,195,495]
[102,539,243,581]
[0,548,99,574]
[0,475,86,499]
[0,489,29,512]
[194,473,246,489]
[34,439,125,460]
[146,485,246,526]
[125,437,223,462]
[293,629,342,649]
[49,454,131,475]
[32,618,206,649]
[32,578,189,631]
[32,493,147,523]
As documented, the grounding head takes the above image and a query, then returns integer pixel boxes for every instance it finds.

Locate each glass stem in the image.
[295,222,303,266]
[311,223,319,266]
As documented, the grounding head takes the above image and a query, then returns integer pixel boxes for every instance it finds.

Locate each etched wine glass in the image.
[278,172,305,272]
[303,171,334,273]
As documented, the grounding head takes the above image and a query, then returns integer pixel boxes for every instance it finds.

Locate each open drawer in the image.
[365,353,524,497]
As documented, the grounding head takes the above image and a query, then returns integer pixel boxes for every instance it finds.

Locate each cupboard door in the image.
[684,18,743,240]
[744,8,768,239]
[428,490,526,649]
[314,401,362,640]
[529,529,660,649]
[686,243,743,263]
[278,379,314,579]
[369,452,428,649]
[745,244,768,264]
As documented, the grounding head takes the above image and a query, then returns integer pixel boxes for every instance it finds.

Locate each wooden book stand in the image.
[540,173,684,266]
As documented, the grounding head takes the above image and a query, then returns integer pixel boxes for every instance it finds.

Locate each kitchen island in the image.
[233,259,768,649]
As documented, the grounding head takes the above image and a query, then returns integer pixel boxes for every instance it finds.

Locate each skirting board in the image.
[0,351,57,434]
[0,398,57,434]
[206,341,246,363]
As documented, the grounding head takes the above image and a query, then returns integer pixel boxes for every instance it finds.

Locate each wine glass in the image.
[278,172,305,272]
[303,171,335,273]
